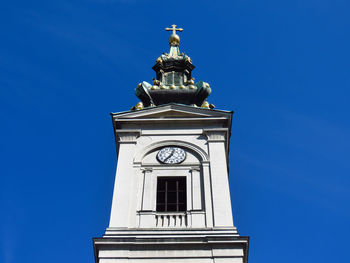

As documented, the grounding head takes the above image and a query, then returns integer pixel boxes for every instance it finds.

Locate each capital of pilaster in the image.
[189,167,201,172]
[201,161,210,167]
[115,129,141,144]
[203,128,228,142]
[141,167,153,173]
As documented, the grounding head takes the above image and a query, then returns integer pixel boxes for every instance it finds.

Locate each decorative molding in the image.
[139,164,200,170]
[112,103,232,119]
[141,129,202,135]
[115,129,141,143]
[203,128,228,142]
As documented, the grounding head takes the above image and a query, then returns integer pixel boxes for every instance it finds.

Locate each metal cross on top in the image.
[165,24,183,35]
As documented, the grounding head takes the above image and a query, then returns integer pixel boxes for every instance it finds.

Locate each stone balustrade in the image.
[155,213,188,228]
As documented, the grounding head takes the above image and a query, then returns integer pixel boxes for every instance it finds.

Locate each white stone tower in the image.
[93,25,249,263]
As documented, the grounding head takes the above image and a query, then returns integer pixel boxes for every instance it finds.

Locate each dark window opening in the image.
[163,72,184,85]
[156,177,186,212]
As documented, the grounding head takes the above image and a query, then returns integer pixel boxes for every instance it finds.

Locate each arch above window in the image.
[133,140,209,165]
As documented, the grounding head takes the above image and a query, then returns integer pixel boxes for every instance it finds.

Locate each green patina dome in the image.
[133,25,213,110]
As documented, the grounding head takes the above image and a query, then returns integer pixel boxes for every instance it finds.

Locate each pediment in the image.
[112,104,232,119]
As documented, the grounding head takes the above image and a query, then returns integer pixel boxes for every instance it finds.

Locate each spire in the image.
[165,24,183,57]
[133,25,214,110]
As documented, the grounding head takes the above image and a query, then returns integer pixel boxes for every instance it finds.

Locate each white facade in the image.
[93,104,249,263]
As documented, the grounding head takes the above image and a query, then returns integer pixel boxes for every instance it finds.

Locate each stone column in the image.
[204,128,234,228]
[109,129,140,228]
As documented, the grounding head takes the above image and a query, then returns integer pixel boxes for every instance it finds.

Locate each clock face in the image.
[157,147,186,164]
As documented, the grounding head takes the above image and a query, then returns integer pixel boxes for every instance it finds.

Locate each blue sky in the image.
[1,0,349,262]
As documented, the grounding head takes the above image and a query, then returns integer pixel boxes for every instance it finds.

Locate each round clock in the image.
[157,147,186,164]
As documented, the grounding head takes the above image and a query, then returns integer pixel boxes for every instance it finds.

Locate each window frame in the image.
[156,176,187,212]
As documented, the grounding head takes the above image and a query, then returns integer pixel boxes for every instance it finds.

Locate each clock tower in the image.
[93,25,249,263]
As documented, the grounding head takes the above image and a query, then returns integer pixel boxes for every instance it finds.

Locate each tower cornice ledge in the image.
[93,234,249,263]
[111,103,233,118]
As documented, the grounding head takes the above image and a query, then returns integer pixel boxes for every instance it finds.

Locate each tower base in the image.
[93,229,249,263]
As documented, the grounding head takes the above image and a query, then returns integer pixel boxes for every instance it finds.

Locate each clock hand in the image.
[164,148,175,162]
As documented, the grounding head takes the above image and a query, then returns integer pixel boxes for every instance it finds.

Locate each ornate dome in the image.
[133,25,213,110]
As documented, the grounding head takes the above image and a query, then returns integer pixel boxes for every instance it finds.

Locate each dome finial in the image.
[165,24,183,46]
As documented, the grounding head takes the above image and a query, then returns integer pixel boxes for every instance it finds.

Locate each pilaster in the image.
[204,128,234,228]
[201,162,214,227]
[109,130,140,228]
